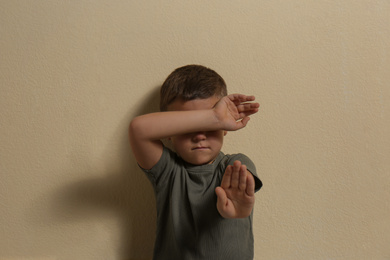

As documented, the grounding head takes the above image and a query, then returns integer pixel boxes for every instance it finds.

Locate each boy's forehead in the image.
[167,96,220,111]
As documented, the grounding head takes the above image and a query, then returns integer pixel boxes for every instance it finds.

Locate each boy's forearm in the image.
[129,94,258,169]
[130,109,221,141]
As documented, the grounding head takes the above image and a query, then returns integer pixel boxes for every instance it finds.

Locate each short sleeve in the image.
[226,153,263,192]
[140,146,177,187]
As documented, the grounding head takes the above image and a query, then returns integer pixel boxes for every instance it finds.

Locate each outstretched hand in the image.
[213,94,259,131]
[215,160,255,219]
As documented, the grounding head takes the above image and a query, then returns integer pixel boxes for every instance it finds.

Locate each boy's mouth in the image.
[192,146,209,150]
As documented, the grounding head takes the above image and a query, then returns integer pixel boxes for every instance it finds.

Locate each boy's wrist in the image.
[211,108,226,131]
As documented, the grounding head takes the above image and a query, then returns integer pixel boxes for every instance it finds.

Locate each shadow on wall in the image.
[53,87,161,259]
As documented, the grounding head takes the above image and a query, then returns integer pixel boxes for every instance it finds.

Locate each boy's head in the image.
[160,65,228,165]
[160,65,227,111]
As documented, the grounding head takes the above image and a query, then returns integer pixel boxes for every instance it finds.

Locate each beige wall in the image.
[1,1,389,259]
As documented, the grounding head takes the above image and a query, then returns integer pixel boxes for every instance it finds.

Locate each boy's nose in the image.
[192,131,207,142]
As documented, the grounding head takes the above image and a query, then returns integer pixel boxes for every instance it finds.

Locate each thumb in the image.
[215,187,228,208]
[236,116,250,130]
[241,116,250,127]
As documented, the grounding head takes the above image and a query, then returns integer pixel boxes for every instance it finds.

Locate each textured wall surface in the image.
[1,1,389,259]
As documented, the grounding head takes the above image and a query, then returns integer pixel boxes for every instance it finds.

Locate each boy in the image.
[129,65,262,260]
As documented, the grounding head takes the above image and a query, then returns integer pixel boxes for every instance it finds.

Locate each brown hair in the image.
[160,65,227,111]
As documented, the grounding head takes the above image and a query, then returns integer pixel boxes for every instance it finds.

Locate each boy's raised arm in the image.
[128,94,259,170]
[129,109,219,169]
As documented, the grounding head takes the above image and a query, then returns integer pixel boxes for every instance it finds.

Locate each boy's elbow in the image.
[129,117,143,141]
[129,117,137,133]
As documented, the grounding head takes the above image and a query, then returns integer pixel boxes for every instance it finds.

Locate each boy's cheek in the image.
[171,138,191,152]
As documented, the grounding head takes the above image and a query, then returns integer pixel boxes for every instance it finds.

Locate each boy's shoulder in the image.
[219,152,263,192]
[144,146,262,191]
[220,152,252,164]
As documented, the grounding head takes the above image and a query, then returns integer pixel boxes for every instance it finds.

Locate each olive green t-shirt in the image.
[142,146,262,260]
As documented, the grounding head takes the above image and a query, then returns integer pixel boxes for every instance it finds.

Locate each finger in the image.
[246,172,255,196]
[239,109,259,119]
[237,103,259,119]
[215,187,228,207]
[230,161,241,188]
[228,94,255,105]
[245,95,256,101]
[230,94,255,102]
[238,165,247,191]
[237,102,260,113]
[228,93,246,102]
[232,117,250,131]
[221,165,232,189]
[240,116,251,127]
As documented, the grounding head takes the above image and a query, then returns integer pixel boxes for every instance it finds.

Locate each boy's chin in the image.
[184,156,217,166]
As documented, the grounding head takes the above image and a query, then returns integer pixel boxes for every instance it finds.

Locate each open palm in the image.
[215,160,255,218]
[213,94,259,131]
